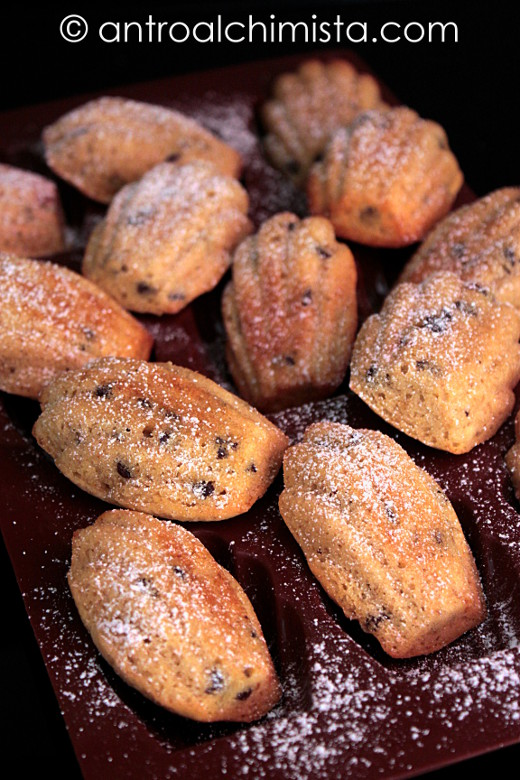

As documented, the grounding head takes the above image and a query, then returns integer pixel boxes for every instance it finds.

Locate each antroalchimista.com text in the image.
[59,14,459,45]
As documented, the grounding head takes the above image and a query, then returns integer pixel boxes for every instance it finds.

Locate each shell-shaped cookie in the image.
[278,422,486,658]
[398,187,520,307]
[261,58,386,186]
[82,161,252,315]
[68,510,281,721]
[349,272,520,453]
[222,212,357,412]
[0,254,153,399]
[0,163,65,257]
[43,96,242,203]
[33,358,289,521]
[307,107,463,247]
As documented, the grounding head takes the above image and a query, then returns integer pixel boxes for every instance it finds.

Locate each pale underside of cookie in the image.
[68,510,281,721]
[0,253,153,399]
[33,358,289,521]
[349,272,520,453]
[279,422,486,658]
[82,161,252,315]
[261,58,387,186]
[307,107,464,247]
[43,95,242,203]
[222,211,358,412]
[398,187,520,307]
[0,163,65,257]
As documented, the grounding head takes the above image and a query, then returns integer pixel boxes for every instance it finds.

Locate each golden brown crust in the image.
[222,212,358,412]
[349,272,520,453]
[82,161,252,315]
[278,422,486,658]
[68,509,281,721]
[0,163,65,257]
[307,107,463,247]
[0,253,153,399]
[398,187,520,307]
[261,58,387,186]
[33,357,289,521]
[43,96,242,203]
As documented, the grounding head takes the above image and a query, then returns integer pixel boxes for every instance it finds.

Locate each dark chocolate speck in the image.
[236,688,253,701]
[116,462,132,479]
[95,384,112,398]
[302,289,313,306]
[205,668,225,694]
[193,480,215,499]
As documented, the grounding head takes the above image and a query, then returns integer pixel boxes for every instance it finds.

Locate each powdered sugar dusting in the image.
[399,186,520,308]
[262,58,386,185]
[5,378,520,778]
[3,55,520,780]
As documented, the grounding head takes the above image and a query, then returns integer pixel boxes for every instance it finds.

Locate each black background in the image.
[2,1,520,777]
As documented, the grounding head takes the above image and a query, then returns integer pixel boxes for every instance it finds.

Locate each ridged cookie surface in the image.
[0,254,153,399]
[398,187,520,307]
[0,163,65,257]
[261,58,386,186]
[349,272,520,453]
[222,212,357,412]
[33,358,289,520]
[68,509,281,721]
[82,161,252,314]
[307,107,463,247]
[278,422,486,658]
[43,96,242,203]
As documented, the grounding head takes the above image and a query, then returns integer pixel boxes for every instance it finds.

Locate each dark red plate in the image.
[2,52,520,780]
